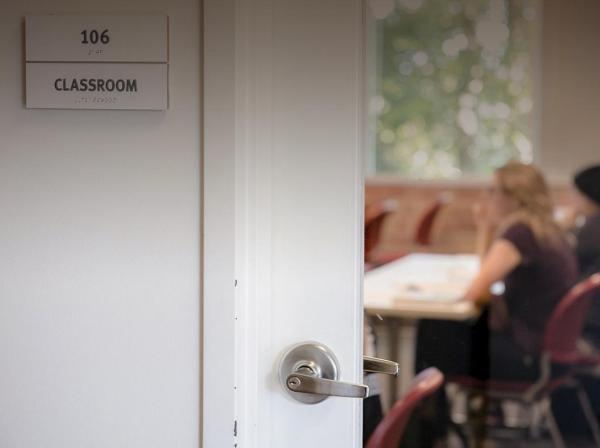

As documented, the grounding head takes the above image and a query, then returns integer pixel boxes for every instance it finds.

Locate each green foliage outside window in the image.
[373,0,536,179]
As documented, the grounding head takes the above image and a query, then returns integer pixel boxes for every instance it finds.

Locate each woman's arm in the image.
[475,223,495,259]
[464,239,522,306]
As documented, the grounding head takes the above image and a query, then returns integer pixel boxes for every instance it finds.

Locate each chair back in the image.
[366,367,444,448]
[365,200,397,262]
[543,273,600,364]
[413,193,452,246]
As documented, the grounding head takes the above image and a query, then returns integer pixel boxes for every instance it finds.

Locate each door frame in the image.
[203,1,367,446]
[202,0,236,446]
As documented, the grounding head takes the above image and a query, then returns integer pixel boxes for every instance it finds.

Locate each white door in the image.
[203,0,366,447]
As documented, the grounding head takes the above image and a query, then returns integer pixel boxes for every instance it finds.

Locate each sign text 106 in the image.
[80,29,110,45]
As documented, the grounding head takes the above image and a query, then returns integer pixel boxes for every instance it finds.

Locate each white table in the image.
[364,253,480,407]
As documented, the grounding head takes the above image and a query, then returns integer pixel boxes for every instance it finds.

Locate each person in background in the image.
[552,165,600,436]
[571,165,600,345]
[555,165,600,344]
[412,162,578,447]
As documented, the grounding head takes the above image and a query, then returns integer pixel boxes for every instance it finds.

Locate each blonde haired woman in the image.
[414,162,577,445]
[467,162,575,363]
[462,161,578,373]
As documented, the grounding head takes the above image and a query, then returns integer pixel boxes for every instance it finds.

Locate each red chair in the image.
[413,192,452,245]
[449,273,600,447]
[364,199,397,269]
[366,367,444,448]
[368,193,452,268]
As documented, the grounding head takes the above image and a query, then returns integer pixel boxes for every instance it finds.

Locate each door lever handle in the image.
[279,342,370,404]
[286,371,369,399]
[363,356,399,376]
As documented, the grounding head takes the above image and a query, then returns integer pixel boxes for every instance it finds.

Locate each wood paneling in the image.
[365,181,572,256]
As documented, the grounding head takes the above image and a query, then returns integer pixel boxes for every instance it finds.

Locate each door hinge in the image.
[233,419,238,437]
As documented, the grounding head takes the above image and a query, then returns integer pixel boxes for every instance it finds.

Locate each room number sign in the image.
[25,15,168,62]
[25,15,169,110]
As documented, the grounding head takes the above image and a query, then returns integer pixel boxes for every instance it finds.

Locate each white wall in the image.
[0,2,200,448]
[540,0,600,180]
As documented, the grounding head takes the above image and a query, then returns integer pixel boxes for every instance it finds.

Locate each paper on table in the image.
[365,253,480,304]
[392,280,467,303]
[389,255,479,303]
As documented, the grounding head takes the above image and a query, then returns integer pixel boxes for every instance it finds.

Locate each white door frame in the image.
[202,1,236,446]
[203,1,366,446]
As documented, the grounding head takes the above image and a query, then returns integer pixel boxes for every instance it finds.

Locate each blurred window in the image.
[368,0,537,179]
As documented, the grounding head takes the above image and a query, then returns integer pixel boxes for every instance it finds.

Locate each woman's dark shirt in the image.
[500,222,578,354]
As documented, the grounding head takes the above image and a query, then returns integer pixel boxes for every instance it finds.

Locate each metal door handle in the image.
[286,372,368,399]
[363,356,399,376]
[279,342,369,404]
